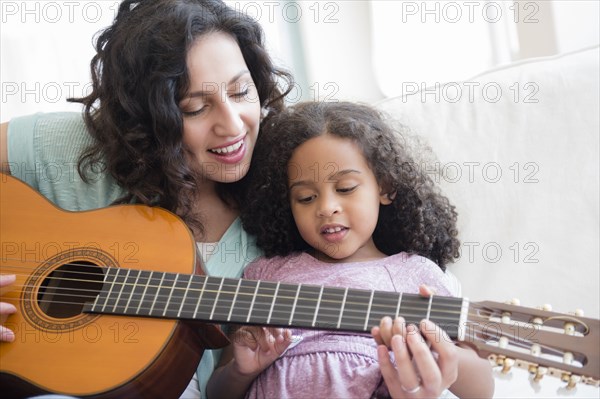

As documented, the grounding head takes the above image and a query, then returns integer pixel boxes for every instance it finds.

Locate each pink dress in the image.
[242,252,455,399]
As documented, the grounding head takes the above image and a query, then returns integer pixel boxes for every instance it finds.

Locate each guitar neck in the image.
[83,267,468,339]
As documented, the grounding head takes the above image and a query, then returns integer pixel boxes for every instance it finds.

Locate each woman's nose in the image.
[213,99,244,137]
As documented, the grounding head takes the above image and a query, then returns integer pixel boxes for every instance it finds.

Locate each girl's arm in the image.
[206,326,292,399]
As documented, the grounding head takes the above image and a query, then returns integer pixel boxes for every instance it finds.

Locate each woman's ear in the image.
[379,189,396,205]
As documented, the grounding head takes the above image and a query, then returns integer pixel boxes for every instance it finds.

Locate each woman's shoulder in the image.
[7,112,124,211]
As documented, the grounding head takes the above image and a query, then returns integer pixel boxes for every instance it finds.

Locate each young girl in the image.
[207,102,494,398]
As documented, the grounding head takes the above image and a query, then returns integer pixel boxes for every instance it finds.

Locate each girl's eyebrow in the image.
[289,169,361,190]
[185,70,250,99]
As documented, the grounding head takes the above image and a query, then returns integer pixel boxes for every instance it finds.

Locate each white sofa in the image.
[376,45,599,398]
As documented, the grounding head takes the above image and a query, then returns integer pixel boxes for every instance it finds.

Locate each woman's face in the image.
[179,31,261,186]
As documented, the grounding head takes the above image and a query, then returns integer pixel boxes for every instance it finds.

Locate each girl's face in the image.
[287,134,392,263]
[179,31,261,186]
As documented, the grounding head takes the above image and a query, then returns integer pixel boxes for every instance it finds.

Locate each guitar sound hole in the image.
[37,261,105,318]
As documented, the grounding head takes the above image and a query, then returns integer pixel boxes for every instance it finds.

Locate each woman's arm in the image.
[1,122,10,174]
[450,343,494,399]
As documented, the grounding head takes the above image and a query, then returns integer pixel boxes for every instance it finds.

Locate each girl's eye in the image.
[337,185,358,194]
[297,195,316,204]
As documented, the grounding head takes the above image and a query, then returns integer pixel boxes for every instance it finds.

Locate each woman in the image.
[0,0,293,397]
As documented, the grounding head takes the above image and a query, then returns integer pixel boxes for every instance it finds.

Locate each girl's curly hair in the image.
[241,102,460,270]
[69,0,293,235]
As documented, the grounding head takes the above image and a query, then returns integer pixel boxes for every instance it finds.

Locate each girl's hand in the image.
[229,326,292,376]
[0,274,17,342]
[372,317,458,398]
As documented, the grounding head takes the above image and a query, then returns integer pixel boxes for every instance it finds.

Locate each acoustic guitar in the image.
[1,173,598,398]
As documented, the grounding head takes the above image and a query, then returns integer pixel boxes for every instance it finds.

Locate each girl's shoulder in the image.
[242,252,308,281]
[385,252,461,297]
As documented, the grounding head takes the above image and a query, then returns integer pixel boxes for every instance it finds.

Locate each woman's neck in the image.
[190,186,239,243]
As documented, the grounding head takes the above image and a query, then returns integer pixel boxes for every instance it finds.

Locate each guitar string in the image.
[2,260,577,326]
[2,278,572,344]
[2,287,466,325]
[1,285,578,355]
[3,277,504,331]
[1,262,577,329]
[0,269,466,312]
[0,265,562,325]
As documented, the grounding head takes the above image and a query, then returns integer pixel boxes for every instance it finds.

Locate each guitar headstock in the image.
[462,299,599,389]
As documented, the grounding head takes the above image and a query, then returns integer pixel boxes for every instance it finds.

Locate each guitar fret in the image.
[396,293,403,319]
[246,280,261,323]
[266,282,280,324]
[177,274,194,318]
[94,268,114,312]
[288,284,302,325]
[367,291,402,328]
[192,276,208,318]
[398,295,431,324]
[149,273,166,315]
[315,287,345,328]
[227,279,243,322]
[341,288,370,330]
[124,269,141,313]
[209,277,225,320]
[426,295,433,320]
[337,288,348,329]
[163,274,179,317]
[227,279,258,323]
[136,271,154,315]
[112,269,130,313]
[100,268,119,313]
[363,290,375,331]
[292,285,321,327]
[250,281,278,324]
[312,285,324,327]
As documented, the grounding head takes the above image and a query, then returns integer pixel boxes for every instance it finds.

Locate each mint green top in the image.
[7,112,262,398]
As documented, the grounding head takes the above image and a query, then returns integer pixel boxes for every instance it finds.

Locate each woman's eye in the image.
[337,186,358,193]
[182,107,207,117]
[231,89,249,99]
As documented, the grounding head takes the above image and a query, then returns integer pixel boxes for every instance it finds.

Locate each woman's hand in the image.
[229,326,293,376]
[0,274,17,342]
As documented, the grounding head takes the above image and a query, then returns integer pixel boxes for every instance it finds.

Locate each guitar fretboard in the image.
[83,268,468,339]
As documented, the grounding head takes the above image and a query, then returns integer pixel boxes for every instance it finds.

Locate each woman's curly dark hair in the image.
[241,102,460,270]
[69,0,293,234]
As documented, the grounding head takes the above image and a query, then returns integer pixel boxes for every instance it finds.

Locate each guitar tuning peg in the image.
[574,309,584,317]
[533,366,548,382]
[564,322,575,335]
[505,298,520,306]
[501,358,515,374]
[537,304,552,311]
[566,374,581,389]
[563,352,574,365]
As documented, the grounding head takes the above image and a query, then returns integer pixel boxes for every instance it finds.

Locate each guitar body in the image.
[0,174,226,398]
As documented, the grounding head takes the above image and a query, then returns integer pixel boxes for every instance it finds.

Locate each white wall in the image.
[2,1,598,120]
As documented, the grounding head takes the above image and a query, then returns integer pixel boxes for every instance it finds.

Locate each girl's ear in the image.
[379,189,395,205]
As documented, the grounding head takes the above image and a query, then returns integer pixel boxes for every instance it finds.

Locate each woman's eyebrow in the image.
[185,70,250,99]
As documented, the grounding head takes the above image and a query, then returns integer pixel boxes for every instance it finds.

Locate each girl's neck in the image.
[308,246,388,264]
